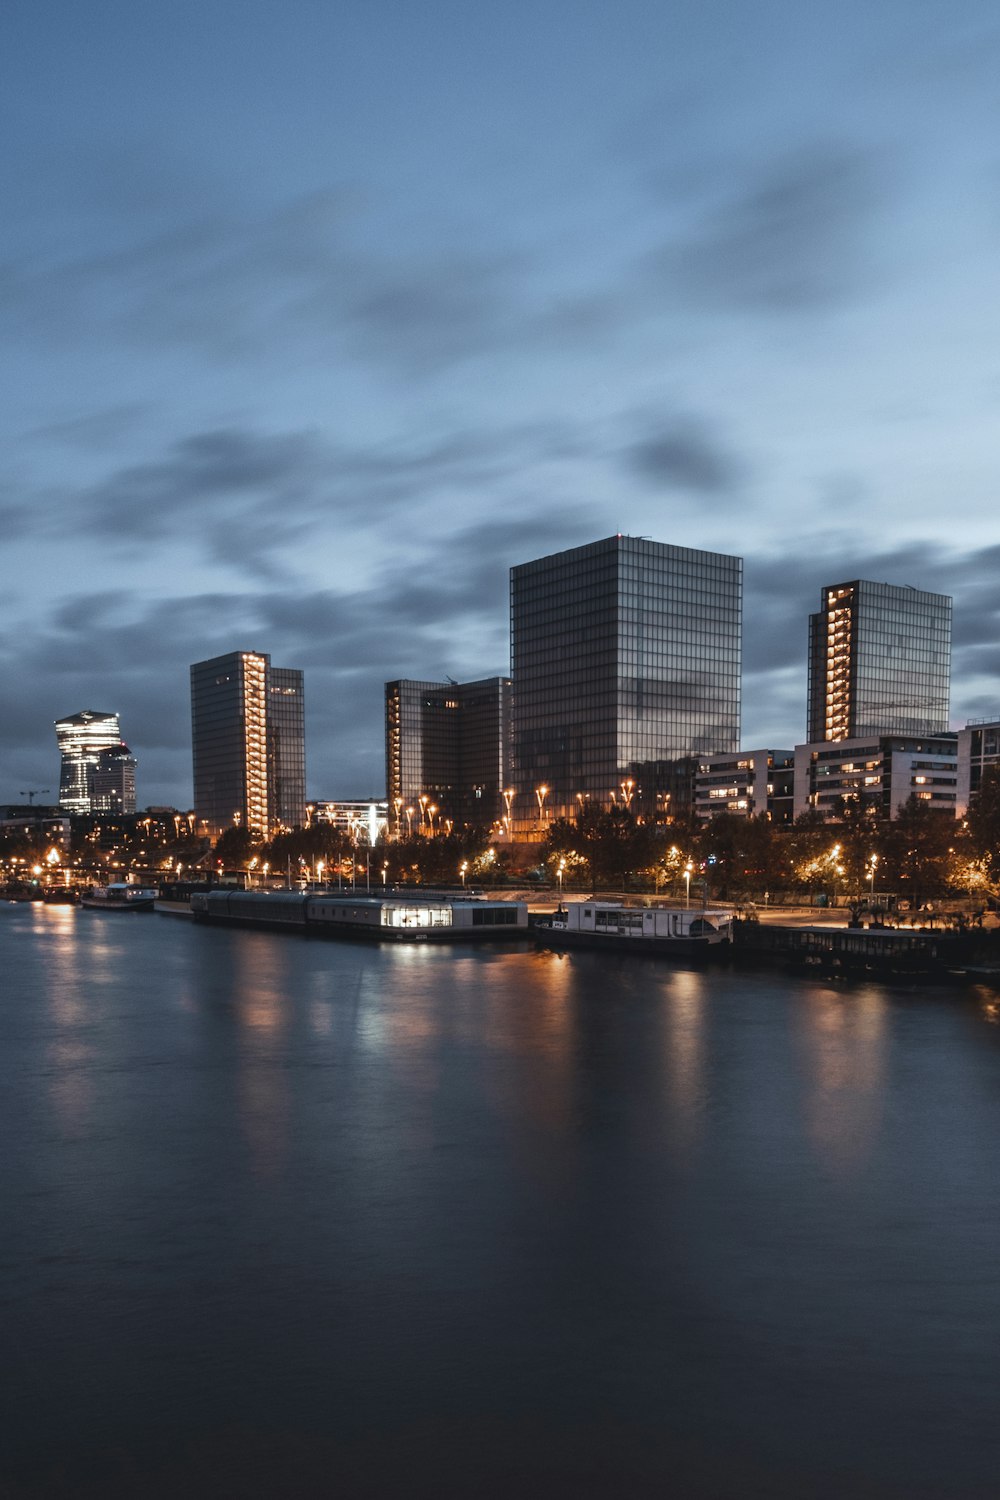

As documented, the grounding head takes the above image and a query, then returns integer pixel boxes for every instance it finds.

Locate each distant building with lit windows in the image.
[55,710,136,815]
[956,717,1000,817]
[807,580,951,742]
[385,677,511,834]
[509,535,742,831]
[191,651,305,838]
[793,733,958,821]
[694,750,794,825]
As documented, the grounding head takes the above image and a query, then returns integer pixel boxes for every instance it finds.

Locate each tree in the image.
[881,794,954,909]
[967,766,1000,881]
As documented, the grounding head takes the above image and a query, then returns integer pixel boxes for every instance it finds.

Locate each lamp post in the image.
[684,863,693,908]
[382,861,389,889]
[405,806,414,836]
[620,778,634,810]
[535,784,549,827]
[460,860,468,888]
[557,857,566,897]
[394,797,403,837]
[316,860,325,888]
[868,853,878,903]
[419,795,428,833]
[503,788,514,839]
[428,804,438,837]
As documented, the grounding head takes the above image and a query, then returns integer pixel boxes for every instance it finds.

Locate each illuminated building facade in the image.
[191,652,306,838]
[509,535,742,830]
[55,710,135,815]
[385,677,512,833]
[694,749,794,824]
[793,733,958,820]
[807,580,952,743]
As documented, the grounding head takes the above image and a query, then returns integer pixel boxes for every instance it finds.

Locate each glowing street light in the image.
[557,856,566,896]
[460,860,468,888]
[316,860,325,886]
[684,862,694,908]
[503,788,514,839]
[868,853,878,902]
[535,784,549,825]
[382,860,389,888]
[620,778,634,809]
[393,797,403,836]
[428,804,438,836]
[419,795,429,832]
[405,806,414,836]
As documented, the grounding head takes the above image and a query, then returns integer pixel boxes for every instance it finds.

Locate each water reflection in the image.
[794,986,887,1176]
[973,986,1000,1025]
[662,968,708,1164]
[228,934,292,1177]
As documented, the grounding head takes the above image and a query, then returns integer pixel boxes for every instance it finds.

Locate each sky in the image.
[2,0,999,808]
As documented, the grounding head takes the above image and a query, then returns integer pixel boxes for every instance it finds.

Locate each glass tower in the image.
[191,652,306,838]
[55,710,133,815]
[807,580,952,742]
[509,535,742,829]
[385,677,512,834]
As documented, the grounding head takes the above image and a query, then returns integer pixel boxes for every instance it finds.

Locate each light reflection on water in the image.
[793,984,887,1177]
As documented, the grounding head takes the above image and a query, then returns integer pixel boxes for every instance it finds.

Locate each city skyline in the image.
[2,2,999,807]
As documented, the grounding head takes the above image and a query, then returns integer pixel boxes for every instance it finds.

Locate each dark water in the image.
[2,904,999,1498]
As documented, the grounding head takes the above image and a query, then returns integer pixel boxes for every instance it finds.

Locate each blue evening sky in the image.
[2,0,999,805]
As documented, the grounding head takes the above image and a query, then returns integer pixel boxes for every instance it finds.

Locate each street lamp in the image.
[316,860,325,887]
[460,860,468,888]
[405,806,414,836]
[557,856,566,897]
[684,863,693,908]
[428,804,438,836]
[868,853,878,903]
[620,778,634,809]
[393,797,402,836]
[382,860,389,888]
[535,784,549,826]
[503,788,514,839]
[419,795,428,832]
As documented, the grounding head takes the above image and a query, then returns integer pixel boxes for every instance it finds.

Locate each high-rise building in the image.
[807,580,952,743]
[190,652,306,838]
[385,677,512,834]
[509,535,742,830]
[55,710,136,815]
[89,745,137,815]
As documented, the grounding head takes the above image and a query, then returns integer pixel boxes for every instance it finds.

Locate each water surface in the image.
[2,903,999,1497]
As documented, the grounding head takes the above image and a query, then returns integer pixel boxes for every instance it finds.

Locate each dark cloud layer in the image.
[628,416,744,494]
[656,145,890,312]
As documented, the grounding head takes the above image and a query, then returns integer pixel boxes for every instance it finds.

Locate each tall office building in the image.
[191,651,306,838]
[385,677,512,833]
[510,535,742,829]
[807,580,952,743]
[89,744,137,815]
[55,710,136,815]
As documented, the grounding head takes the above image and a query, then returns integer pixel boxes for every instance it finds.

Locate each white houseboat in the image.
[536,900,733,956]
[80,882,158,912]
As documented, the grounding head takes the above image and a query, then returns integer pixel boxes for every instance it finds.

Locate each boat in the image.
[534,900,733,956]
[80,882,158,911]
[190,889,529,942]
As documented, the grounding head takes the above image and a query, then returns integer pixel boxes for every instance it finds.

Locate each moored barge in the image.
[190,889,529,942]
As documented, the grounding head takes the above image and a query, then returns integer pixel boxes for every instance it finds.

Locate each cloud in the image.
[627,415,744,494]
[654,145,890,312]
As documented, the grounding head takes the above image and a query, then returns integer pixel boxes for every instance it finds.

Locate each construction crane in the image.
[19,789,50,805]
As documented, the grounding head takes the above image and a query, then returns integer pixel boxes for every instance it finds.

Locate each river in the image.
[2,902,999,1497]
